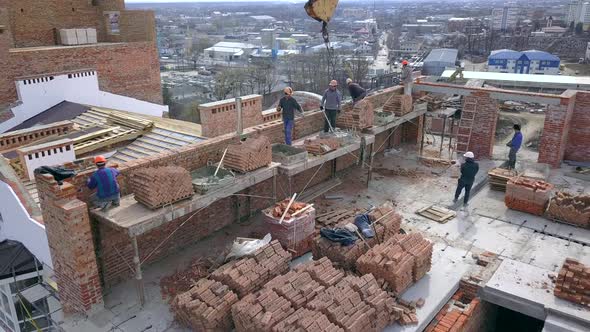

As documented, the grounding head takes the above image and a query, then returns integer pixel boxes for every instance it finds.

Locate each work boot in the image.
[100,202,112,212]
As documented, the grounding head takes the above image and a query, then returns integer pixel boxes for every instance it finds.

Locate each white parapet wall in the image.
[0,71,167,133]
[0,181,52,269]
[17,139,76,181]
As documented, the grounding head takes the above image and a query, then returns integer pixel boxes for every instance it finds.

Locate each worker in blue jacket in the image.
[506,124,523,170]
[87,155,121,211]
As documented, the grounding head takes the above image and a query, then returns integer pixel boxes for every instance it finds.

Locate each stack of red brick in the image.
[554,258,590,307]
[312,205,402,270]
[424,293,481,332]
[224,136,272,173]
[336,99,374,129]
[303,137,340,155]
[232,257,407,332]
[357,233,433,295]
[172,240,291,331]
[129,166,194,209]
[505,177,554,216]
[263,200,316,257]
[383,95,413,116]
[546,192,590,228]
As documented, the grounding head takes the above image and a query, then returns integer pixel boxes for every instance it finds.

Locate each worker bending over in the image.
[87,155,121,211]
[320,80,342,132]
[400,60,413,96]
[277,87,303,145]
[453,151,479,207]
[506,124,523,170]
[346,78,366,105]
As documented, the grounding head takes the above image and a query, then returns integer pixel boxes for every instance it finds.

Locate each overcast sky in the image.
[126,0,304,2]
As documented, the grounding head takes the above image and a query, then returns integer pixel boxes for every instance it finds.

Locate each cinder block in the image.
[76,29,88,44]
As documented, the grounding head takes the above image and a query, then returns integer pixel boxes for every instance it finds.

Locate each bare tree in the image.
[344,56,370,83]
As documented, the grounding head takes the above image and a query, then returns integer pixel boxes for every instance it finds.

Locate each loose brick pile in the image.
[546,192,590,228]
[172,241,291,331]
[383,95,413,116]
[554,258,590,307]
[505,177,554,216]
[312,205,403,270]
[171,278,239,331]
[232,258,407,332]
[304,137,340,155]
[336,99,374,130]
[357,233,433,295]
[224,136,272,173]
[129,166,194,209]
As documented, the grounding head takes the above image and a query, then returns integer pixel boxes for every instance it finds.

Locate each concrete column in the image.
[131,236,146,307]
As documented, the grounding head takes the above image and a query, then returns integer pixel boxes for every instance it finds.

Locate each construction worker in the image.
[453,151,479,206]
[400,60,413,96]
[346,78,366,105]
[87,155,121,211]
[320,80,342,133]
[277,87,303,145]
[506,124,523,170]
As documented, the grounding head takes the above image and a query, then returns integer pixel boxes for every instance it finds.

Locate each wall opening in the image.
[494,306,544,332]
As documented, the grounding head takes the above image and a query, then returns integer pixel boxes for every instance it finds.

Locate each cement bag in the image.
[226,233,272,261]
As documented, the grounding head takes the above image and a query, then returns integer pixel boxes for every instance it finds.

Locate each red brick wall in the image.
[564,92,590,162]
[401,115,424,144]
[461,93,498,159]
[199,96,264,138]
[538,102,574,168]
[0,1,15,108]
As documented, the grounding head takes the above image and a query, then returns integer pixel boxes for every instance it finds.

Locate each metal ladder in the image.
[456,97,477,155]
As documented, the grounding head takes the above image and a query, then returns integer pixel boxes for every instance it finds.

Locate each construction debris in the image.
[224,136,272,173]
[546,192,590,228]
[383,95,413,116]
[263,200,316,257]
[554,258,590,307]
[505,177,554,216]
[488,167,518,191]
[304,137,340,155]
[129,166,194,209]
[160,258,212,300]
[336,99,374,129]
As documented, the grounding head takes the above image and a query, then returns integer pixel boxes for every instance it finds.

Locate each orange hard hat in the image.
[402,60,409,65]
[94,155,107,164]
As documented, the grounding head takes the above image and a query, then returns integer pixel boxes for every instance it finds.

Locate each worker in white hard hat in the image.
[346,78,366,105]
[277,87,303,145]
[320,80,342,133]
[453,151,479,207]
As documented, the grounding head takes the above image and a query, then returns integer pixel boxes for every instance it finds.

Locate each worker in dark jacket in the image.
[400,60,413,96]
[320,80,342,133]
[87,155,121,211]
[506,124,523,170]
[277,87,303,145]
[346,78,366,104]
[454,151,479,206]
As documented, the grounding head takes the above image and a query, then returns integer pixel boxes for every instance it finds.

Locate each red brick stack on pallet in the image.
[263,200,316,257]
[383,95,413,116]
[129,166,194,209]
[224,136,272,173]
[312,205,402,270]
[546,192,590,228]
[356,233,433,295]
[505,177,554,216]
[336,99,374,130]
[171,240,291,331]
[303,137,340,155]
[554,258,590,307]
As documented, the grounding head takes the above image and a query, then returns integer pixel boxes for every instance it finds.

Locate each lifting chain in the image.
[322,22,336,79]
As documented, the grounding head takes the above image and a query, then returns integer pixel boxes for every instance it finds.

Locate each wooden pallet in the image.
[416,205,456,223]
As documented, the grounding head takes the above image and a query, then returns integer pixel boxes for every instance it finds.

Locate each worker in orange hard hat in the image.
[277,87,303,145]
[87,155,121,211]
[401,60,413,96]
[320,80,342,133]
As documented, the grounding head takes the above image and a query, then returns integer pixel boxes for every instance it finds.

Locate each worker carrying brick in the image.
[277,87,303,145]
[506,124,523,170]
[346,78,366,105]
[400,60,413,96]
[453,151,479,207]
[87,155,121,211]
[320,80,342,133]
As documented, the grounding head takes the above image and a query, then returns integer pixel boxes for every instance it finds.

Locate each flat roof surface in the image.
[441,70,590,85]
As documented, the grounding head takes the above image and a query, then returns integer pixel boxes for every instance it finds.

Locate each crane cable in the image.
[322,22,336,78]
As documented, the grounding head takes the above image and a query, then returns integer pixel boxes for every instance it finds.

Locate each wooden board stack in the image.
[383,95,413,116]
[336,99,374,130]
[488,168,518,191]
[129,166,194,209]
[303,137,340,155]
[224,136,272,173]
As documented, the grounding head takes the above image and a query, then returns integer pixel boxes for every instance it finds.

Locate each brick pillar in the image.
[36,174,104,315]
[401,115,423,144]
[564,92,590,163]
[464,93,498,159]
[538,102,574,168]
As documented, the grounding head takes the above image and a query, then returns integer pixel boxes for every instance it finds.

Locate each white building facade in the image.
[491,6,519,31]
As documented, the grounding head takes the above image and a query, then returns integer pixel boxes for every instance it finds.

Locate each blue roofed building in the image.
[487,50,560,75]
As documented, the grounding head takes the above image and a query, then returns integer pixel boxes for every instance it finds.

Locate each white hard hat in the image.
[464,151,475,159]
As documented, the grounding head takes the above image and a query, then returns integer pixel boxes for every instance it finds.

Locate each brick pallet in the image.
[172,241,291,331]
[336,99,374,130]
[505,177,554,216]
[554,258,590,307]
[129,166,194,209]
[383,95,413,116]
[224,136,272,173]
[263,201,316,256]
[357,233,433,295]
[488,168,517,191]
[546,192,590,228]
[303,137,340,155]
[272,307,344,332]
